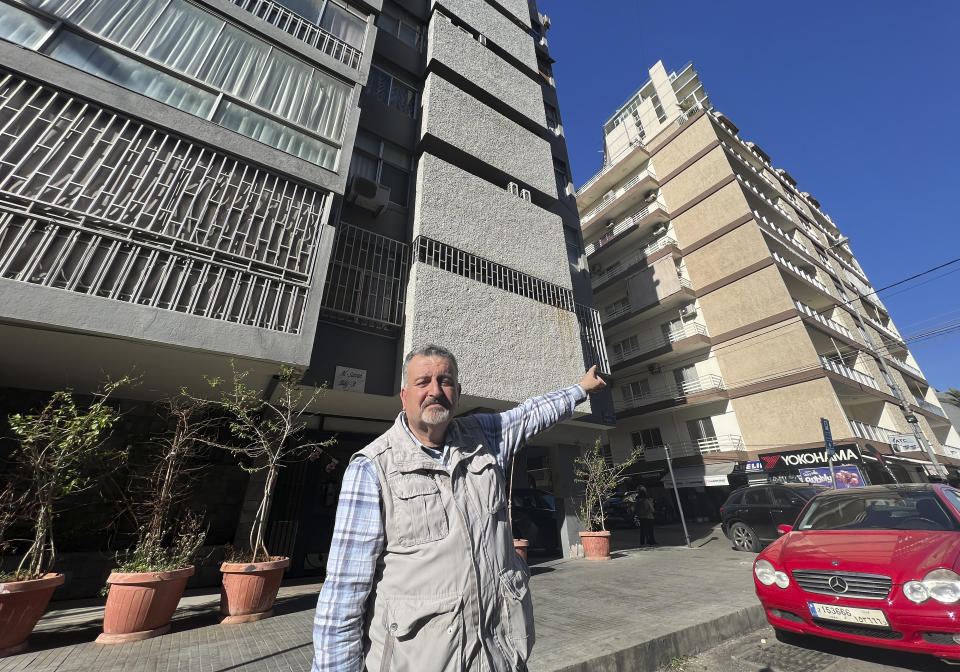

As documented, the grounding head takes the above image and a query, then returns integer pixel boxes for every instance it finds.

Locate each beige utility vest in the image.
[356,414,534,672]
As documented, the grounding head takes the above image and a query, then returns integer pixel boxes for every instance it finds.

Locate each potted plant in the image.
[97,393,212,644]
[574,439,641,561]
[207,364,334,624]
[0,379,127,656]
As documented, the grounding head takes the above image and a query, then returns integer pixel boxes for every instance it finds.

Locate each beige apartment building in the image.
[576,60,960,515]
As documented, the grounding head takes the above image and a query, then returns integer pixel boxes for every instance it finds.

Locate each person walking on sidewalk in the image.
[634,487,657,546]
[312,344,608,672]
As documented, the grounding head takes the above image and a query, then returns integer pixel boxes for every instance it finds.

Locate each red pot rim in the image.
[578,530,612,538]
[220,557,290,573]
[513,538,530,547]
[0,572,65,593]
[106,566,195,584]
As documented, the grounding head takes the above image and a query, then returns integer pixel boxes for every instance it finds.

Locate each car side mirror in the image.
[777,524,793,536]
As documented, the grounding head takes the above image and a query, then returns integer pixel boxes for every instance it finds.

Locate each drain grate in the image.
[735,642,840,672]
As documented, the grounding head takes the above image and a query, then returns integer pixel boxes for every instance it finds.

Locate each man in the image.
[312,344,607,672]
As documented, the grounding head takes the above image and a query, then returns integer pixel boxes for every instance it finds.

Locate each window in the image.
[673,365,698,393]
[605,297,630,318]
[273,0,366,49]
[544,103,560,131]
[743,488,770,506]
[661,317,685,343]
[376,9,422,50]
[613,334,639,360]
[365,66,418,118]
[631,428,663,451]
[537,56,553,85]
[686,417,716,448]
[621,379,650,401]
[554,158,569,197]
[349,131,412,206]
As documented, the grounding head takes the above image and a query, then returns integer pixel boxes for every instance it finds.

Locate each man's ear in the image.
[400,386,408,411]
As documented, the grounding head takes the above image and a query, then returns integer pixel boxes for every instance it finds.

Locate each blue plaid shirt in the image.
[311,385,586,671]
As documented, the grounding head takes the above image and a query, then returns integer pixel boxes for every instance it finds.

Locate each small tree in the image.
[207,364,335,563]
[115,392,214,573]
[574,439,642,532]
[6,378,129,580]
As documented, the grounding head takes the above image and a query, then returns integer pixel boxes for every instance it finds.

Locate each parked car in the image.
[511,488,559,552]
[754,484,960,665]
[721,483,826,552]
[603,491,639,529]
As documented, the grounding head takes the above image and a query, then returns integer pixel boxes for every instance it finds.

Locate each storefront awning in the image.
[662,463,735,488]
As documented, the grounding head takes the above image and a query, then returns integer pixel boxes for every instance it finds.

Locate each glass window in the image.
[686,417,716,444]
[0,4,53,48]
[621,379,650,400]
[797,490,958,531]
[214,100,336,168]
[319,2,366,50]
[632,428,663,450]
[544,103,560,130]
[365,66,418,119]
[743,488,770,506]
[376,9,421,50]
[348,131,411,206]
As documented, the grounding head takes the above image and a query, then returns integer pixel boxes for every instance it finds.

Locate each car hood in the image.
[776,530,960,581]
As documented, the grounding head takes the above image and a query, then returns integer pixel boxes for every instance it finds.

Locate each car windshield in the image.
[796,490,959,531]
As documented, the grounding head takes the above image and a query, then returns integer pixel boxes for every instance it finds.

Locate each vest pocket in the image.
[382,595,462,671]
[389,473,449,546]
[465,452,506,515]
[498,567,535,662]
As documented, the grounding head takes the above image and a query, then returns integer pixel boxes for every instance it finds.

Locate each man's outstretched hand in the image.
[579,365,608,394]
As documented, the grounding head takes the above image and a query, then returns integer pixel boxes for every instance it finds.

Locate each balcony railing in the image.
[580,168,657,223]
[736,173,794,223]
[617,373,726,411]
[577,140,648,197]
[820,355,880,391]
[589,236,677,284]
[915,399,948,419]
[602,277,692,324]
[610,322,708,365]
[772,252,831,296]
[642,435,743,461]
[889,356,923,379]
[229,0,364,69]
[576,303,611,374]
[861,313,903,344]
[794,300,855,341]
[848,420,899,445]
[585,201,669,256]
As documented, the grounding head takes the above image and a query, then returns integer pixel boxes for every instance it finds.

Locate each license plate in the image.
[808,602,889,628]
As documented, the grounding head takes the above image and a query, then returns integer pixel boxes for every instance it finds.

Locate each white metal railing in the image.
[576,303,611,374]
[736,173,794,223]
[590,236,678,285]
[849,420,898,444]
[916,399,948,419]
[772,252,831,295]
[755,210,810,257]
[584,201,669,256]
[861,313,904,344]
[794,300,855,340]
[617,374,726,411]
[676,103,703,126]
[229,0,364,69]
[610,322,708,365]
[577,140,648,197]
[580,168,657,223]
[889,356,923,378]
[820,355,880,390]
[829,248,869,283]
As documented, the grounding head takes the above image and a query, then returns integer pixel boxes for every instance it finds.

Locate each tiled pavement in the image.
[1,523,765,672]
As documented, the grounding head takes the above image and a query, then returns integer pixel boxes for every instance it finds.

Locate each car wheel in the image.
[730,522,760,552]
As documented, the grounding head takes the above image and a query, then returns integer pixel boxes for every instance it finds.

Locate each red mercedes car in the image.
[754,483,960,665]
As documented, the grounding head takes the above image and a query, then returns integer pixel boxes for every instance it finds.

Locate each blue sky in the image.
[544,0,960,392]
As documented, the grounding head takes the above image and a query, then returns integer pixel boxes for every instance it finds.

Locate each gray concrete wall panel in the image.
[403,264,589,410]
[432,0,536,72]
[428,15,545,127]
[414,154,570,287]
[489,0,532,28]
[421,73,555,196]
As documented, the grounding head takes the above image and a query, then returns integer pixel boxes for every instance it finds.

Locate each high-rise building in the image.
[0,0,611,590]
[577,61,960,515]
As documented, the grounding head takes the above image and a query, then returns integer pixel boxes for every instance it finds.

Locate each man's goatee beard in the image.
[422,406,450,426]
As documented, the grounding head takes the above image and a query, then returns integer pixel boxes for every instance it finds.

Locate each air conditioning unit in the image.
[520,189,531,202]
[645,191,658,204]
[347,176,390,215]
[679,305,696,318]
[652,224,668,237]
[507,181,519,196]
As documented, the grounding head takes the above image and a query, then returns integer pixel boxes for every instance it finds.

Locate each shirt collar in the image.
[399,412,448,464]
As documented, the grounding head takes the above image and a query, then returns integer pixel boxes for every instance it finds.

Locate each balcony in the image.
[794,300,856,341]
[229,0,364,69]
[610,322,708,367]
[772,252,832,296]
[602,277,693,326]
[616,373,726,414]
[584,201,669,258]
[849,420,899,445]
[577,142,651,205]
[820,355,880,391]
[914,399,948,420]
[643,435,744,461]
[736,173,794,224]
[861,313,904,345]
[589,236,678,287]
[888,356,924,380]
[579,167,659,228]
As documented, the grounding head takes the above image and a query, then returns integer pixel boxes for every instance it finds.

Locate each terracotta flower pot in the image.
[513,538,530,564]
[219,557,289,625]
[0,573,65,657]
[579,530,612,561]
[96,565,194,644]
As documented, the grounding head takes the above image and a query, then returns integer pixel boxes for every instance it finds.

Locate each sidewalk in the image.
[0,522,766,672]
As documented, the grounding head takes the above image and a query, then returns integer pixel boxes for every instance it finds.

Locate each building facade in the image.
[0,0,611,592]
[577,61,960,517]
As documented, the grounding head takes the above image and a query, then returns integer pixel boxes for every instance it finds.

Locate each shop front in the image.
[743,444,873,488]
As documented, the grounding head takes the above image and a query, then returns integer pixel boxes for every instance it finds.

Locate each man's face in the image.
[401,355,460,431]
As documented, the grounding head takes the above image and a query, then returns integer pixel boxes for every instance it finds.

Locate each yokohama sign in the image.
[759,445,861,470]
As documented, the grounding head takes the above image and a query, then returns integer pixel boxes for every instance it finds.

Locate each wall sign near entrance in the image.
[759,445,862,470]
[799,466,864,488]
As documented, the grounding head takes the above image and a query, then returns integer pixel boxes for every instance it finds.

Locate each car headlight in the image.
[904,569,960,604]
[755,559,790,588]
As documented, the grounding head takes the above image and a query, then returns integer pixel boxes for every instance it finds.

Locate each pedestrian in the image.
[312,344,608,672]
[634,486,657,546]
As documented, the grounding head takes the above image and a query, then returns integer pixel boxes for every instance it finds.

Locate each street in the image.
[674,624,960,672]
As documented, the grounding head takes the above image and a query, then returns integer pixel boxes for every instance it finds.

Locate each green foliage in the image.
[115,512,207,573]
[4,377,131,580]
[665,656,690,671]
[574,439,642,532]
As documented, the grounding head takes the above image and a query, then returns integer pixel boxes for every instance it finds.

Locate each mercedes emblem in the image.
[828,576,849,594]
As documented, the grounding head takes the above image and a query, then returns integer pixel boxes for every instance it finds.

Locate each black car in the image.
[511,488,560,552]
[720,483,826,552]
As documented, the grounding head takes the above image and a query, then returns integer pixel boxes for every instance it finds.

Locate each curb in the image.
[547,604,768,672]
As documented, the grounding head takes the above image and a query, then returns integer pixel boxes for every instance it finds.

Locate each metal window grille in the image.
[228,0,364,69]
[575,303,610,374]
[320,224,409,330]
[0,72,328,333]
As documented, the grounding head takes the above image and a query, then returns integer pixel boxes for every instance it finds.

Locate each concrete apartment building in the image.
[577,61,960,516]
[0,0,611,586]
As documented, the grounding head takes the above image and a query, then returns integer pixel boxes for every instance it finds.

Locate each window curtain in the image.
[319,2,365,49]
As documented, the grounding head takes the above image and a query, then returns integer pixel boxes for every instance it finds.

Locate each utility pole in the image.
[664,444,692,548]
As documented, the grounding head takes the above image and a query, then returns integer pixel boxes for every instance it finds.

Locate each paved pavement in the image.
[0,522,765,672]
